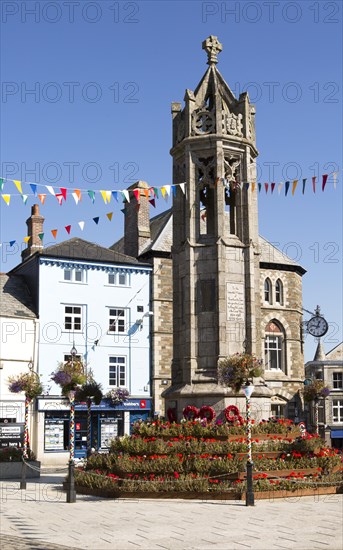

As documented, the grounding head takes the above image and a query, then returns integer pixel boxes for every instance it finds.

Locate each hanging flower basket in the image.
[8,372,43,401]
[199,406,216,422]
[218,353,263,392]
[105,388,129,406]
[51,359,86,397]
[183,405,199,420]
[224,405,244,425]
[75,381,103,405]
[303,381,331,402]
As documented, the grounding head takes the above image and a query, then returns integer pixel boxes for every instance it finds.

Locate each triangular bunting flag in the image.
[333,172,337,189]
[133,189,140,202]
[179,183,185,194]
[278,182,283,194]
[0,178,4,191]
[258,183,262,193]
[105,191,111,203]
[172,185,177,197]
[13,180,23,194]
[88,190,95,203]
[51,229,58,239]
[74,189,81,200]
[2,194,10,205]
[165,185,171,197]
[106,212,113,221]
[312,176,316,193]
[292,179,298,196]
[72,192,80,205]
[38,194,46,204]
[93,217,99,225]
[285,181,290,196]
[302,178,307,194]
[245,182,250,191]
[38,233,44,241]
[322,174,328,191]
[46,185,55,195]
[251,182,256,193]
[65,225,71,234]
[23,236,30,243]
[149,199,156,208]
[121,207,127,215]
[60,187,67,200]
[21,194,28,204]
[153,187,159,198]
[9,240,16,247]
[55,193,64,205]
[78,221,85,231]
[271,182,275,194]
[30,184,37,196]
[160,187,166,199]
[112,191,118,202]
[100,190,108,204]
[264,183,269,194]
[121,190,130,203]
[143,188,150,200]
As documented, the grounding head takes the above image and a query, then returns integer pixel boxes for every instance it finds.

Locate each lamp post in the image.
[243,383,255,506]
[67,344,77,503]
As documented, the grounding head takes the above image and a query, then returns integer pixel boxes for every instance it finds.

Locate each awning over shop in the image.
[331,430,343,438]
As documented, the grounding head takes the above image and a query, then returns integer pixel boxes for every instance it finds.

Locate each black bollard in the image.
[245,462,255,506]
[66,460,76,503]
[20,458,27,490]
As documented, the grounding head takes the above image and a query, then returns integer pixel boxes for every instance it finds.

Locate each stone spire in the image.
[202,35,223,65]
[314,340,326,361]
[21,204,45,261]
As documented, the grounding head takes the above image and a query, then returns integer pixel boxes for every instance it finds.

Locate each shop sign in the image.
[0,423,24,448]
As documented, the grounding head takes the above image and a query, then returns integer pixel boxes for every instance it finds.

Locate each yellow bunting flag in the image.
[251,182,256,193]
[106,212,113,221]
[100,190,108,204]
[13,180,23,194]
[160,187,166,199]
[51,229,58,239]
[292,179,298,196]
[2,194,11,205]
[23,236,30,243]
[38,194,46,204]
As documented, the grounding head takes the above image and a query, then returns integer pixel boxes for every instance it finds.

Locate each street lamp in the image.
[243,383,255,506]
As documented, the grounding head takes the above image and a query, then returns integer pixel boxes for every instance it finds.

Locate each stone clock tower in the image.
[165,36,267,414]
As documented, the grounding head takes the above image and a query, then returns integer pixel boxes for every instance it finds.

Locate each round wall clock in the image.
[307,315,328,337]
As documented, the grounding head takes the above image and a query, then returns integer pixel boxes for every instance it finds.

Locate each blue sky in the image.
[1,0,342,361]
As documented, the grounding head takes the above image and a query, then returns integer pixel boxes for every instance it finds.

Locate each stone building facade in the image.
[112,37,306,420]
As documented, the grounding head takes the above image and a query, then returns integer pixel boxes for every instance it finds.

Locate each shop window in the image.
[109,356,126,387]
[64,305,82,332]
[332,400,343,423]
[264,278,272,304]
[275,279,283,305]
[264,320,286,373]
[333,373,343,390]
[44,414,69,451]
[108,308,126,333]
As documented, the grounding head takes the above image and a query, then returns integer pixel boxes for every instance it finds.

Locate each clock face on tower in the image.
[307,316,328,337]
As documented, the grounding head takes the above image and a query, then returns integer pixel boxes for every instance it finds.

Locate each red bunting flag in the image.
[60,188,67,200]
[133,189,140,202]
[312,176,316,193]
[322,174,328,191]
[264,183,269,194]
[271,182,275,194]
[55,194,64,205]
[65,225,71,234]
[149,199,156,208]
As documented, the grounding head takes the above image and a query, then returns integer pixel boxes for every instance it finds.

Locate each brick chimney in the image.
[124,181,151,258]
[21,204,45,261]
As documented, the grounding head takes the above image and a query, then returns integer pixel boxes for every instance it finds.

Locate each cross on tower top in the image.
[202,35,223,65]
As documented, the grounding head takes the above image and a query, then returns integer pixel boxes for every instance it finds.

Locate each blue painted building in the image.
[9,205,152,464]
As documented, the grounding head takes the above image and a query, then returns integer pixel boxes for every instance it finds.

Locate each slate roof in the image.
[30,237,149,267]
[0,273,36,318]
[111,208,305,273]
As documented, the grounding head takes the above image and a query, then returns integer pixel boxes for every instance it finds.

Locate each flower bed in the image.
[73,419,343,498]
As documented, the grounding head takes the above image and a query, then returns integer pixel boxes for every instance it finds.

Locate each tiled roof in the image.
[0,274,36,318]
[37,238,148,266]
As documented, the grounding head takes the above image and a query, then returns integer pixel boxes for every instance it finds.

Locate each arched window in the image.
[275,279,283,305]
[264,278,272,304]
[264,320,286,372]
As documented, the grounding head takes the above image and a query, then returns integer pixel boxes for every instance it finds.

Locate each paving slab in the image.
[0,475,342,550]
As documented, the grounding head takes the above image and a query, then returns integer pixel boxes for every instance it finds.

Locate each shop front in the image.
[35,397,151,464]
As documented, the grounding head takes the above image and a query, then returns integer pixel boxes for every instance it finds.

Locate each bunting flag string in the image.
[0,171,340,208]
